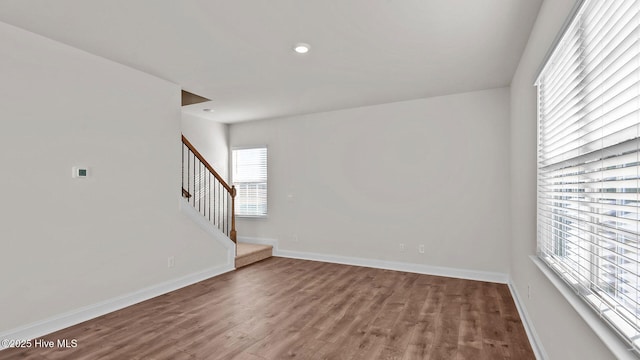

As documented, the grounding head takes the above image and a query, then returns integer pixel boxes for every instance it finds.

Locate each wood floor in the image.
[0,257,534,360]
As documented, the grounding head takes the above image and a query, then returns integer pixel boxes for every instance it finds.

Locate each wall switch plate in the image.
[418,244,425,254]
[72,166,90,178]
[399,243,405,252]
[168,256,175,268]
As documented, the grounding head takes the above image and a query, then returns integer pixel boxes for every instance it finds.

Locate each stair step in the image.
[235,243,273,268]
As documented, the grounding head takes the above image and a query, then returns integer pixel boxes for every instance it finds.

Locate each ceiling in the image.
[0,0,543,123]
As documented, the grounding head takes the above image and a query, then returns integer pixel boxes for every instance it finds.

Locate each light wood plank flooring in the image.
[0,257,534,360]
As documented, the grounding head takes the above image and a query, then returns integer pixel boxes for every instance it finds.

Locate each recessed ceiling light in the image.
[203,108,214,112]
[294,43,310,54]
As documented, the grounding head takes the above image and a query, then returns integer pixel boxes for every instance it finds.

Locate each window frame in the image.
[231,146,268,218]
[534,0,640,357]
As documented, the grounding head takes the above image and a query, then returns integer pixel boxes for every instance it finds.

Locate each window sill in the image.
[530,255,637,360]
[237,215,268,220]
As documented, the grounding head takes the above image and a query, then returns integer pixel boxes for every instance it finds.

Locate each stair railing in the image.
[181,135,237,243]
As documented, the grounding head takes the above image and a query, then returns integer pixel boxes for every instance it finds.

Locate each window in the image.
[232,147,267,217]
[536,0,640,353]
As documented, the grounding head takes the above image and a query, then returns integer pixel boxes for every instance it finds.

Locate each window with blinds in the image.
[232,147,267,217]
[536,0,640,353]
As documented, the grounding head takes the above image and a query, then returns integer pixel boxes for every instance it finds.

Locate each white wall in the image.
[0,21,229,333]
[230,88,510,274]
[181,113,229,181]
[509,1,617,359]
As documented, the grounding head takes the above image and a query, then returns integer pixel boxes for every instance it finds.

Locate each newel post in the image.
[230,185,237,244]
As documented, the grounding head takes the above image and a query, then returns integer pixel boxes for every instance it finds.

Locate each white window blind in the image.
[536,0,640,354]
[232,147,267,217]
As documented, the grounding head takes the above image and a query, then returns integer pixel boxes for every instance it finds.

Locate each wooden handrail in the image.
[182,134,237,244]
[181,135,233,193]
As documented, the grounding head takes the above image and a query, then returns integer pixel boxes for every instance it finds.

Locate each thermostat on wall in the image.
[72,166,90,178]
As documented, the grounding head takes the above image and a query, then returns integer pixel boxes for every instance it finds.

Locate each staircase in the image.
[181,134,272,268]
[235,243,273,268]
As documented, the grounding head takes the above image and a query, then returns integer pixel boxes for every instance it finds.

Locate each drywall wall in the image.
[230,88,510,274]
[509,0,617,358]
[0,21,230,334]
[181,113,229,181]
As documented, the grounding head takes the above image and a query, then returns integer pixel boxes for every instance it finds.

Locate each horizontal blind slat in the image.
[537,0,640,352]
[232,147,268,216]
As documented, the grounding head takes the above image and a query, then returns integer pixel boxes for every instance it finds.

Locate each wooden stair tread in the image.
[236,243,272,257]
[235,243,273,268]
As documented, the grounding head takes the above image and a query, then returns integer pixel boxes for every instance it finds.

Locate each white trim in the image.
[239,236,507,283]
[230,146,268,218]
[0,264,233,349]
[533,0,586,84]
[508,280,548,360]
[236,215,268,220]
[531,255,637,360]
[179,197,236,266]
[0,198,237,350]
[231,145,269,151]
[276,248,508,284]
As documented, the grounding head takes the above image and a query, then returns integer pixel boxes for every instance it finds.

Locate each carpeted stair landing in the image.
[235,243,273,268]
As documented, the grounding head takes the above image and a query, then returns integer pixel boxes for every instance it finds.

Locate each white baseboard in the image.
[0,197,236,350]
[0,264,233,349]
[508,280,547,360]
[275,248,509,284]
[239,236,507,283]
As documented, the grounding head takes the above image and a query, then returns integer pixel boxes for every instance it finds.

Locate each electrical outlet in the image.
[168,256,175,268]
[399,243,405,252]
[292,234,299,242]
[418,244,425,254]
